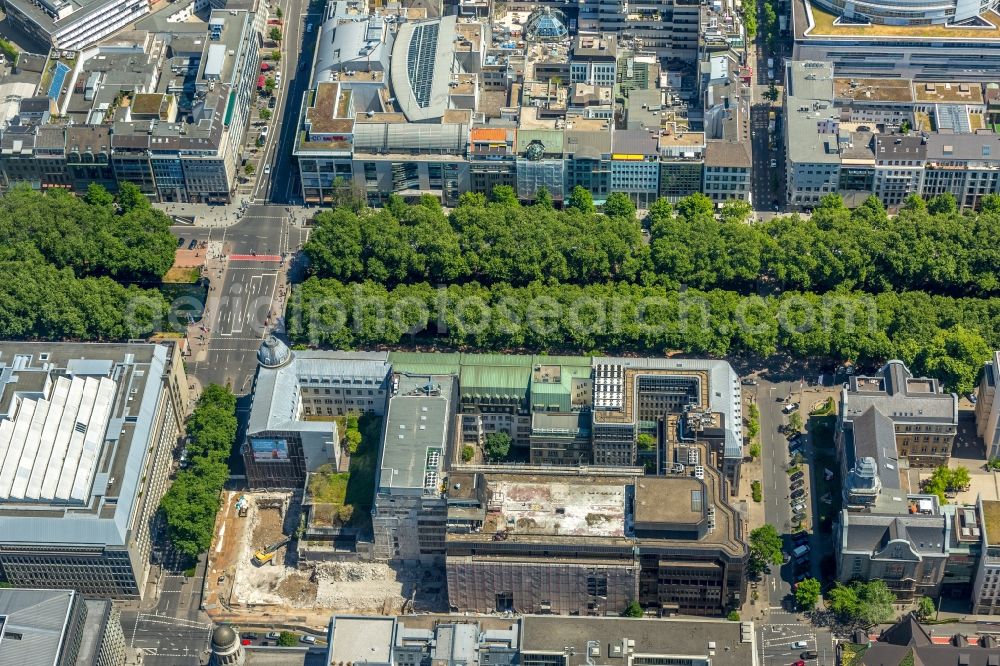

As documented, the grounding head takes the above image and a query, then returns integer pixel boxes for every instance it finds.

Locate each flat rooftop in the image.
[378,374,453,494]
[520,616,754,666]
[913,81,984,104]
[983,500,1000,546]
[834,78,914,103]
[482,477,627,538]
[328,616,396,664]
[634,476,704,526]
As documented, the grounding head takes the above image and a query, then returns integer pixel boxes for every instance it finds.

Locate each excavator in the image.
[252,536,291,566]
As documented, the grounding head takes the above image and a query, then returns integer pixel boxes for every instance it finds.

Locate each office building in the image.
[372,373,456,563]
[324,615,519,666]
[976,351,1000,460]
[445,462,748,617]
[0,342,187,598]
[0,588,127,666]
[243,339,391,488]
[853,616,1000,665]
[520,615,755,666]
[318,614,757,666]
[2,0,148,51]
[835,497,949,600]
[792,0,1000,79]
[973,499,1000,614]
[838,360,958,469]
[0,8,261,203]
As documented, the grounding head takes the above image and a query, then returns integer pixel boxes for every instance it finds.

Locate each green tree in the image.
[914,325,991,394]
[749,441,761,458]
[788,411,803,432]
[264,77,276,93]
[748,524,784,577]
[827,581,895,626]
[344,429,362,454]
[900,119,912,134]
[637,433,656,450]
[623,600,643,617]
[720,200,753,224]
[277,631,298,646]
[603,192,637,220]
[928,192,957,215]
[462,445,475,462]
[567,186,595,213]
[484,432,512,462]
[244,163,255,176]
[275,6,283,17]
[795,577,821,610]
[727,610,741,621]
[765,82,778,101]
[269,26,282,42]
[271,49,281,61]
[981,194,1000,214]
[916,596,936,621]
[84,183,115,207]
[675,192,715,222]
[259,108,272,120]
[490,185,519,206]
[534,186,554,209]
[116,181,148,212]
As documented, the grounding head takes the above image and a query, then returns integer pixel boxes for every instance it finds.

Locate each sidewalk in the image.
[155,201,315,228]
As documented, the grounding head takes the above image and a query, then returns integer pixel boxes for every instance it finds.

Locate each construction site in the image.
[204,490,446,624]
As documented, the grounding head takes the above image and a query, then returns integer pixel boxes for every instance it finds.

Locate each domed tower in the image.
[210,625,245,666]
[257,335,292,369]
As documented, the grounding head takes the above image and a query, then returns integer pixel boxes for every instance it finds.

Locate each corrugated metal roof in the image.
[0,589,76,666]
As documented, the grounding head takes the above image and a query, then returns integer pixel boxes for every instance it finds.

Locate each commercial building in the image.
[445,462,748,617]
[973,499,1000,614]
[976,351,1000,460]
[791,0,1000,79]
[324,615,519,666]
[838,360,958,470]
[835,497,950,600]
[853,616,1000,665]
[784,61,841,207]
[243,339,391,488]
[372,373,456,563]
[0,8,261,203]
[0,342,186,599]
[0,588,127,666]
[1,0,149,51]
[520,615,755,666]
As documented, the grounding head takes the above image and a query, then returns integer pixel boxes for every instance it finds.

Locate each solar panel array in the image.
[0,375,116,502]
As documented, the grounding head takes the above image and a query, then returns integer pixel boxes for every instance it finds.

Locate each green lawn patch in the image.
[752,480,763,502]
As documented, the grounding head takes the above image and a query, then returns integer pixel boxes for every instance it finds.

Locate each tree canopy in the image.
[827,580,896,626]
[304,190,1000,297]
[795,577,821,611]
[0,184,176,341]
[484,432,512,462]
[160,386,237,559]
[748,524,784,577]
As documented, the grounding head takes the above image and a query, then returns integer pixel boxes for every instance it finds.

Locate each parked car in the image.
[790,480,804,491]
[791,488,805,499]
[791,531,809,544]
[266,632,281,640]
[788,441,802,454]
[188,238,198,250]
[783,402,800,414]
[300,635,316,644]
[268,96,276,109]
[176,237,184,248]
[242,639,252,646]
[802,651,819,660]
[790,471,804,482]
[741,378,758,386]
[263,164,271,175]
[792,641,809,649]
[792,502,806,513]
